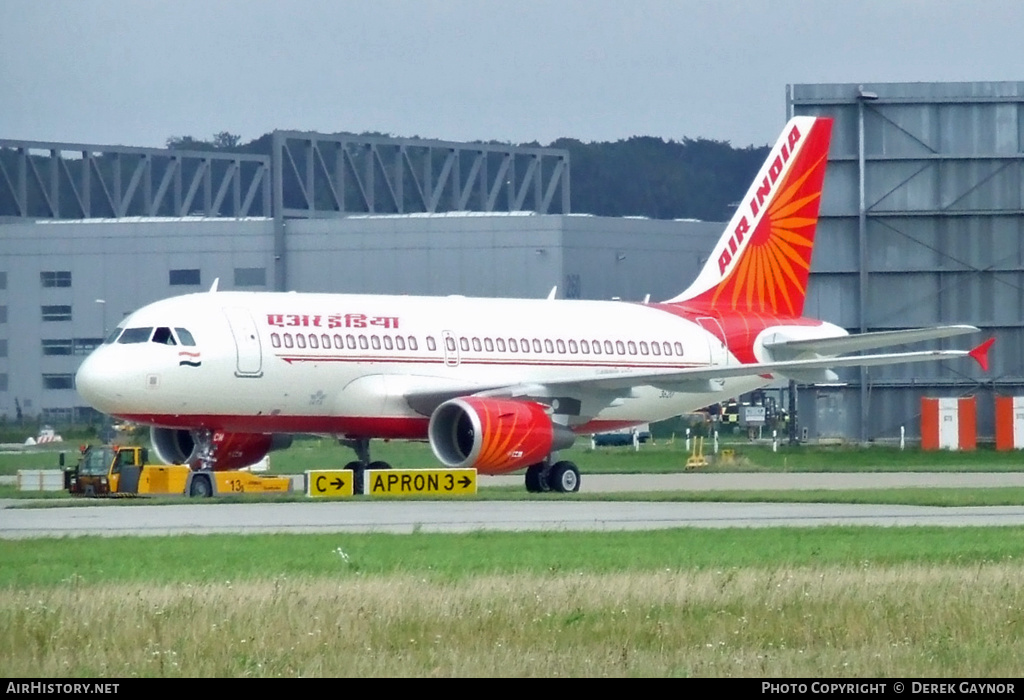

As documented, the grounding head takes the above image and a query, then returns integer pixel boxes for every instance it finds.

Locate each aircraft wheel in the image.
[189,474,213,498]
[367,461,391,470]
[549,461,580,493]
[524,463,550,493]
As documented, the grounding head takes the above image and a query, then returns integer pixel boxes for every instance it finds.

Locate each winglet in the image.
[968,338,995,372]
[209,277,220,293]
[547,286,557,300]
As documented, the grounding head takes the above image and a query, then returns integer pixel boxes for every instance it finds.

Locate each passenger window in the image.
[408,336,418,351]
[446,337,457,352]
[321,334,330,348]
[358,336,369,350]
[283,333,293,348]
[426,337,436,351]
[544,339,554,353]
[383,336,393,350]
[460,337,469,352]
[152,327,176,345]
[532,339,542,353]
[346,335,357,349]
[395,336,405,350]
[568,339,578,353]
[296,334,306,349]
[371,336,381,350]
[472,337,482,352]
[521,338,530,352]
[591,340,600,355]
[175,328,197,346]
[604,340,614,354]
[308,334,319,349]
[674,342,685,355]
[651,342,661,356]
[615,341,625,355]
[496,338,506,352]
[509,338,518,352]
[271,333,281,348]
[333,334,344,349]
[484,338,494,352]
[639,341,649,355]
[627,341,636,355]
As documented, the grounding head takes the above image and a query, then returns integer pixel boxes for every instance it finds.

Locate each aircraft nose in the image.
[75,349,126,413]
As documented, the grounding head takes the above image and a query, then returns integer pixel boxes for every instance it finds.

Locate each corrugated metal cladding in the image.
[0,213,720,421]
[790,81,1024,443]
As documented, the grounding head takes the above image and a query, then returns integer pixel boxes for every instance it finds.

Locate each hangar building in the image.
[791,81,1024,442]
[0,131,720,424]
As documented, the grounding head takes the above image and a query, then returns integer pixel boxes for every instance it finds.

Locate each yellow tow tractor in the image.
[62,444,292,498]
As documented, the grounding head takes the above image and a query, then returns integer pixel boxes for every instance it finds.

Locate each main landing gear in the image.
[339,438,391,493]
[525,460,581,494]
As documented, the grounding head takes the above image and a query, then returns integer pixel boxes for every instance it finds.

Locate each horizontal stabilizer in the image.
[763,325,978,360]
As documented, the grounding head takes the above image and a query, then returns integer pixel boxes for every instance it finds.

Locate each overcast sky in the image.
[2,0,1023,150]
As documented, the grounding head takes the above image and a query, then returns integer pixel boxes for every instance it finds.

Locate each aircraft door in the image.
[223,307,263,377]
[696,316,729,367]
[441,330,460,367]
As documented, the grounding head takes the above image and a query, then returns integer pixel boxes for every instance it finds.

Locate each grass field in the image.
[3,528,1024,677]
[5,437,1024,676]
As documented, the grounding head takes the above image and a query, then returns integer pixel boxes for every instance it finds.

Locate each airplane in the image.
[74,115,993,494]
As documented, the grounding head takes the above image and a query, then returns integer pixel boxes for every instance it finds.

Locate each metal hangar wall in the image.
[790,81,1024,443]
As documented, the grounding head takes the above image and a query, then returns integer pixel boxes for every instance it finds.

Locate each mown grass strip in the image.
[4,526,1024,589]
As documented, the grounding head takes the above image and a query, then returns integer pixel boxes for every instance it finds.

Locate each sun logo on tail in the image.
[710,148,829,315]
[666,117,833,317]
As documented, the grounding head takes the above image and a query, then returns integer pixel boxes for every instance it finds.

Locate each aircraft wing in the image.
[401,330,992,418]
[536,340,992,395]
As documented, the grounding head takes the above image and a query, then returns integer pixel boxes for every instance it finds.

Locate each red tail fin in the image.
[666,116,833,316]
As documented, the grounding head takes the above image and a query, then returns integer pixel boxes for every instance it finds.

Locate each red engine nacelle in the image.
[150,428,293,471]
[428,397,576,475]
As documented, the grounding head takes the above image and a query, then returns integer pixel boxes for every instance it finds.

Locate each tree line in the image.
[0,130,768,222]
[167,131,770,222]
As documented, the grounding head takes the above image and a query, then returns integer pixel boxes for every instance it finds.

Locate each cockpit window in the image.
[117,327,153,344]
[175,328,197,346]
[152,327,177,345]
[104,327,124,344]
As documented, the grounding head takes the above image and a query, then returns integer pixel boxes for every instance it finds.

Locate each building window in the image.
[42,374,75,390]
[42,407,72,422]
[0,306,5,323]
[0,373,7,392]
[234,267,266,287]
[42,339,73,356]
[74,338,103,355]
[0,339,5,357]
[169,269,201,286]
[0,271,6,289]
[42,305,72,322]
[40,271,72,288]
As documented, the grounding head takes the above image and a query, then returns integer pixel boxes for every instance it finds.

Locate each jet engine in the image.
[150,428,293,471]
[428,397,576,474]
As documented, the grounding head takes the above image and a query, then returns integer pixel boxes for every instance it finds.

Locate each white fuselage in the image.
[75,290,837,438]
